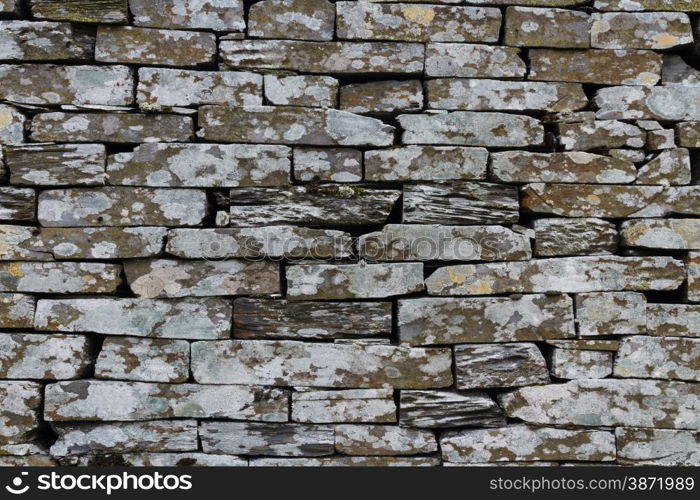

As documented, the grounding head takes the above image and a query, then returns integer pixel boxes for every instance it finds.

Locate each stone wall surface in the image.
[0,0,699,467]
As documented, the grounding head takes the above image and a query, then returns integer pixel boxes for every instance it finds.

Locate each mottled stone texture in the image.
[3,0,700,468]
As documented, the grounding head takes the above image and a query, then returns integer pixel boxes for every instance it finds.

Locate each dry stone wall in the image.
[0,0,699,467]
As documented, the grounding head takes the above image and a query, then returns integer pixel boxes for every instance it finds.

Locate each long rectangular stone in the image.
[291,389,396,424]
[6,144,106,186]
[425,43,525,78]
[50,421,198,458]
[124,259,280,299]
[220,40,424,75]
[335,425,437,456]
[549,348,614,380]
[0,21,94,61]
[358,225,531,262]
[337,2,501,42]
[0,381,42,445]
[0,65,133,106]
[294,148,361,182]
[441,426,615,464]
[636,148,691,186]
[266,75,339,108]
[365,146,487,182]
[130,0,244,30]
[505,7,590,48]
[95,26,216,67]
[594,86,700,121]
[426,256,685,296]
[535,218,618,257]
[287,263,424,300]
[403,182,520,225]
[399,390,505,429]
[576,292,646,336]
[137,68,262,109]
[0,188,35,222]
[0,334,92,380]
[107,143,290,187]
[45,380,289,422]
[427,79,587,113]
[0,294,34,329]
[559,120,646,150]
[340,80,423,114]
[455,343,550,390]
[529,49,662,86]
[28,1,128,23]
[615,336,700,382]
[35,297,231,340]
[0,262,121,294]
[30,112,194,143]
[616,428,700,466]
[647,304,700,338]
[191,340,453,388]
[234,299,391,340]
[591,12,692,50]
[199,106,394,147]
[399,112,544,147]
[398,295,574,346]
[499,379,700,430]
[200,423,334,457]
[229,186,400,227]
[621,219,700,250]
[95,337,190,383]
[594,0,700,11]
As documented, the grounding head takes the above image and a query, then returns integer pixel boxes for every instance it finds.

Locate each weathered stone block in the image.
[689,252,700,303]
[529,49,662,86]
[291,389,396,424]
[365,146,487,182]
[0,21,94,61]
[425,43,525,78]
[335,425,437,456]
[0,105,24,145]
[594,86,700,121]
[615,336,700,382]
[399,391,505,429]
[499,379,700,430]
[264,75,338,108]
[28,1,128,23]
[293,148,362,182]
[647,129,676,151]
[455,343,549,390]
[549,348,614,380]
[95,26,216,67]
[137,69,262,109]
[220,40,425,75]
[398,295,574,346]
[199,106,394,147]
[636,149,691,186]
[0,382,42,445]
[286,263,424,300]
[0,294,34,329]
[234,299,391,340]
[38,187,206,227]
[45,380,289,422]
[0,225,52,261]
[0,188,34,222]
[6,144,105,186]
[95,337,189,383]
[594,0,700,11]
[337,2,501,43]
[576,292,647,336]
[616,427,700,466]
[0,65,133,106]
[124,259,280,298]
[621,218,700,250]
[0,262,121,294]
[559,120,646,151]
[30,112,194,143]
[249,0,334,41]
[0,334,92,380]
[441,426,615,463]
[647,304,700,338]
[191,340,452,388]
[35,297,231,340]
[107,143,290,187]
[340,80,423,114]
[426,256,685,296]
[130,0,245,31]
[676,122,700,147]
[591,12,692,50]
[37,227,166,259]
[505,7,590,48]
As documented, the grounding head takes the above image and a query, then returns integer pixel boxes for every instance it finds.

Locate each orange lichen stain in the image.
[469,280,492,295]
[586,194,601,205]
[402,6,435,25]
[652,33,679,48]
[447,267,466,285]
[0,110,13,129]
[8,262,23,278]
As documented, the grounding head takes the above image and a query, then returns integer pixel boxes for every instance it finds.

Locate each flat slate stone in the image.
[358,224,531,262]
[0,65,133,106]
[427,79,587,113]
[365,146,487,182]
[399,390,505,429]
[549,348,614,380]
[200,422,334,457]
[28,1,128,23]
[229,185,400,227]
[499,379,700,430]
[621,218,700,250]
[0,225,52,260]
[0,262,121,294]
[137,69,262,110]
[594,86,700,121]
[576,292,647,336]
[124,259,280,298]
[647,304,700,338]
[0,21,94,61]
[95,337,190,383]
[398,295,574,346]
[636,148,691,186]
[191,340,453,388]
[616,427,700,466]
[220,40,425,75]
[426,256,685,296]
[107,143,290,187]
[340,80,423,114]
[45,380,289,422]
[293,148,362,182]
[50,421,198,457]
[399,112,544,147]
[591,12,692,50]
[559,120,646,150]
[234,299,391,340]
[455,343,550,390]
[249,0,334,41]
[441,425,615,463]
[34,297,231,340]
[529,49,662,86]
[337,2,501,43]
[0,294,34,329]
[0,188,34,222]
[291,389,396,424]
[0,381,43,445]
[689,252,700,303]
[403,182,520,225]
[264,75,338,108]
[286,263,424,300]
[425,43,526,78]
[199,106,395,147]
[0,333,92,380]
[0,105,24,146]
[614,336,700,382]
[490,152,636,184]
[130,0,245,31]
[6,144,106,186]
[30,112,194,143]
[335,424,437,456]
[38,187,206,227]
[504,7,590,48]
[95,26,216,67]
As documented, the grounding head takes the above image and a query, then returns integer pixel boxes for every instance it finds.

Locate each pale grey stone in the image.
[591,12,693,50]
[0,334,92,380]
[0,21,94,61]
[594,86,700,121]
[504,6,590,48]
[636,149,691,186]
[130,0,245,31]
[335,425,437,456]
[365,146,487,181]
[264,75,338,108]
[549,348,614,379]
[0,294,34,329]
[616,427,700,466]
[0,105,24,145]
[95,337,190,383]
[291,389,396,424]
[248,0,335,41]
[6,144,106,186]
[576,292,647,336]
[621,218,700,250]
[0,262,121,294]
[614,336,700,382]
[293,148,362,182]
[0,381,42,445]
[425,43,526,78]
[647,303,700,338]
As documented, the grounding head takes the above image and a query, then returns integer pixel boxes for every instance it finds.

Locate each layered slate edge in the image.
[0,0,700,467]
